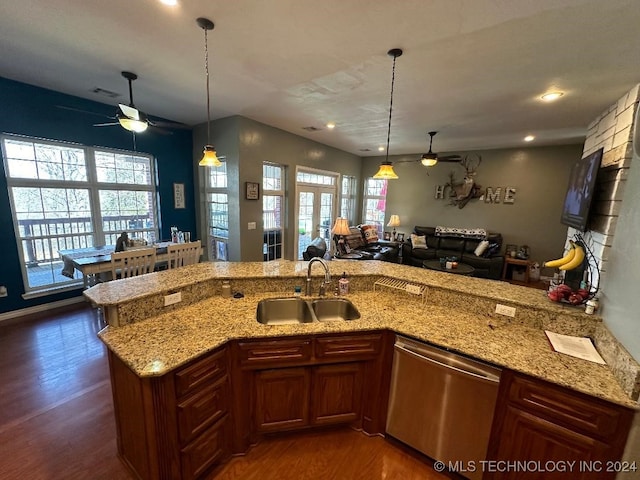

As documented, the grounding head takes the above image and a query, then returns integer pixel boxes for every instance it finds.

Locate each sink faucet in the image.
[306,257,331,296]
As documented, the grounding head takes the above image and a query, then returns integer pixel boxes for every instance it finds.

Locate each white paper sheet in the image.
[544,330,606,365]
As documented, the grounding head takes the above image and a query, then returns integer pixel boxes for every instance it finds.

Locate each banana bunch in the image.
[543,241,585,270]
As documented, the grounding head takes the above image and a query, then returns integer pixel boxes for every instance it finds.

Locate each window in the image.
[204,161,229,260]
[263,163,284,261]
[362,177,387,235]
[340,175,357,225]
[2,134,158,295]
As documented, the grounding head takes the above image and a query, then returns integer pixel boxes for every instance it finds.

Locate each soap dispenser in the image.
[338,272,349,295]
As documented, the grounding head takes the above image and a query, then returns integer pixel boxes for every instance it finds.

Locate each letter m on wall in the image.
[484,187,502,203]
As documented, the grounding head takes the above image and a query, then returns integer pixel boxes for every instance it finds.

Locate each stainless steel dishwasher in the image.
[386,335,501,480]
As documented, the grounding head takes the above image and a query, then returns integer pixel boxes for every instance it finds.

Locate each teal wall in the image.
[0,77,195,313]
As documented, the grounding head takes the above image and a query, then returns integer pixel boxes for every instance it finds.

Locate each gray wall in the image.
[194,116,362,261]
[363,144,584,265]
[600,147,640,359]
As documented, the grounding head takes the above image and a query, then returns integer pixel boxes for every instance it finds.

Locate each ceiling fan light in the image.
[199,145,222,167]
[118,117,148,132]
[421,153,438,167]
[373,162,398,180]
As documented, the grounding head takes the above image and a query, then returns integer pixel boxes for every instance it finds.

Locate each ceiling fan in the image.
[418,131,462,166]
[57,71,189,134]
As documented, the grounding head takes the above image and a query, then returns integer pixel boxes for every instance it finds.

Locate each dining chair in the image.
[110,247,157,280]
[167,240,202,269]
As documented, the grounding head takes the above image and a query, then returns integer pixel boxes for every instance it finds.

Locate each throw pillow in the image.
[474,240,489,257]
[344,227,366,250]
[411,234,428,249]
[360,225,379,244]
[482,242,501,257]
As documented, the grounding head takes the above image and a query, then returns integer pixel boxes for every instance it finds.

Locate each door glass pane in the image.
[298,191,314,259]
[319,192,333,244]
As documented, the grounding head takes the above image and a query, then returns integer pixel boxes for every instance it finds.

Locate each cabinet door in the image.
[487,405,612,480]
[254,367,311,432]
[311,363,364,426]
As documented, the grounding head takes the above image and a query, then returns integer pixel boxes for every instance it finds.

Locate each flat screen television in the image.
[560,147,603,231]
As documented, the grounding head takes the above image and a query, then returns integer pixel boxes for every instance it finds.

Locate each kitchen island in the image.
[87,260,639,480]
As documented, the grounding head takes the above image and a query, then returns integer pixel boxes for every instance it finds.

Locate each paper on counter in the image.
[544,330,606,365]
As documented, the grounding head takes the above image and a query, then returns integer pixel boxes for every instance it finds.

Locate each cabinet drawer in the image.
[180,416,229,480]
[237,338,312,368]
[507,373,628,442]
[175,348,227,399]
[177,377,228,445]
[315,333,382,361]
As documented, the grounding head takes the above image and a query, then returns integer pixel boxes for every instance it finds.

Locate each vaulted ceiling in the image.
[1,0,639,157]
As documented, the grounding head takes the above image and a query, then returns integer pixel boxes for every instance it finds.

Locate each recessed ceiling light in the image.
[326,122,336,130]
[541,91,563,102]
[524,135,535,142]
[159,0,178,6]
[378,146,385,152]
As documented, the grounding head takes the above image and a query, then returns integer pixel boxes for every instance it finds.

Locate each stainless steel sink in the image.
[311,298,360,321]
[256,298,315,325]
[256,297,360,324]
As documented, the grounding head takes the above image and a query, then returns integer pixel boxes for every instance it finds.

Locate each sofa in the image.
[401,226,504,279]
[333,225,399,262]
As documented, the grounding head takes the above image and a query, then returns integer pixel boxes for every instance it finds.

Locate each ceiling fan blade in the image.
[118,103,140,120]
[438,155,463,162]
[93,122,119,127]
[147,125,173,135]
[56,105,114,120]
[148,119,191,130]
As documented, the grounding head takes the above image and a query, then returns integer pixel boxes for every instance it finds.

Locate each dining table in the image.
[60,242,174,288]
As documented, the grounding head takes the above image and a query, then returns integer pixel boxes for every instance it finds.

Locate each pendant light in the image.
[373,48,403,180]
[197,17,221,167]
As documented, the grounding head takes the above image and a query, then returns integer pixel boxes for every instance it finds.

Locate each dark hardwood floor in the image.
[0,304,450,480]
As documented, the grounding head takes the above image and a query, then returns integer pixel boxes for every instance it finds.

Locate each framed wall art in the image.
[245,181,260,200]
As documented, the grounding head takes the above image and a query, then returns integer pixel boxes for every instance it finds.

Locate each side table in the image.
[502,257,531,285]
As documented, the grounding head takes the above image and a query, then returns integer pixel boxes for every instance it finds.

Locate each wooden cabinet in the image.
[108,346,231,480]
[254,367,311,432]
[311,363,364,425]
[232,332,387,442]
[486,370,634,480]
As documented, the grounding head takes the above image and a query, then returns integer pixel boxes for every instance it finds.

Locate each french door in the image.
[295,173,338,260]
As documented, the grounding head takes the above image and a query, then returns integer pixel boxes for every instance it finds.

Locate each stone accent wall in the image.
[567,84,639,286]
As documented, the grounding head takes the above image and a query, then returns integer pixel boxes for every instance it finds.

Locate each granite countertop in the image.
[98,288,638,410]
[85,260,561,312]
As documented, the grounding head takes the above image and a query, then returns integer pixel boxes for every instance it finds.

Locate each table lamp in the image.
[387,215,401,240]
[332,217,351,254]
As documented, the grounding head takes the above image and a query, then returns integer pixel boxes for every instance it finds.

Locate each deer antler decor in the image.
[445,154,483,208]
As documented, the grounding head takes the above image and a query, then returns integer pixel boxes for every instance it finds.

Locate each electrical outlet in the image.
[0,286,7,297]
[164,292,182,307]
[248,222,257,230]
[495,303,516,317]
[405,284,422,295]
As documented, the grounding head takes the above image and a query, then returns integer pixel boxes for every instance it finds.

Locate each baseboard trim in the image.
[0,296,87,323]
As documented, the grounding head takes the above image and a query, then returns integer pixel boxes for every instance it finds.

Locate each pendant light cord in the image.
[204,26,211,144]
[385,52,399,163]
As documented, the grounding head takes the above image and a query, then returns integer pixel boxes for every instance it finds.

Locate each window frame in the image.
[262,162,285,261]
[203,160,229,261]
[362,177,388,236]
[340,175,357,225]
[1,133,159,297]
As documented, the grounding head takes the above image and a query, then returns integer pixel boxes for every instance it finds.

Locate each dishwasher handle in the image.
[395,344,501,384]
